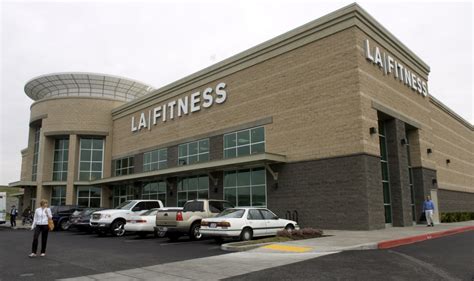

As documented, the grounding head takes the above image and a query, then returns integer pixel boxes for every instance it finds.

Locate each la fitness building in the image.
[10,4,473,230]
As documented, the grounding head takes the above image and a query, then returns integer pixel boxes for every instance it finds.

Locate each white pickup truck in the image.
[90,200,163,236]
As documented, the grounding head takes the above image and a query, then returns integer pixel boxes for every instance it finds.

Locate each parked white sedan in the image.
[200,207,299,241]
[125,208,160,238]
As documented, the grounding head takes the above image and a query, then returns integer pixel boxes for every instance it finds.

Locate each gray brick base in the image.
[266,153,385,230]
[438,189,474,213]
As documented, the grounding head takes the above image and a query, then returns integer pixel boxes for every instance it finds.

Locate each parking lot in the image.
[0,227,225,281]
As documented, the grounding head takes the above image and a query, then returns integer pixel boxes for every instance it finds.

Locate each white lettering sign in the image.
[364,39,428,97]
[131,82,228,132]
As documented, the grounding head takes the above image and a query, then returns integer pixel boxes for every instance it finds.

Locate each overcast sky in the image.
[0,0,472,185]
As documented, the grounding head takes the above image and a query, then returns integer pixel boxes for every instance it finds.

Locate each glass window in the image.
[32,127,41,181]
[141,181,167,206]
[248,209,264,220]
[143,148,168,172]
[259,209,276,220]
[114,156,134,176]
[50,186,66,206]
[78,137,104,181]
[224,127,265,159]
[177,175,209,207]
[224,167,267,207]
[178,139,210,166]
[378,120,392,224]
[76,186,101,207]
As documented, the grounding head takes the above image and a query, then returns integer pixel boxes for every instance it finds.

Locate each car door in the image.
[247,209,267,237]
[259,209,282,235]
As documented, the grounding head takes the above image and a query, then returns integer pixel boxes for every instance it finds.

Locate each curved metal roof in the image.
[24,72,155,102]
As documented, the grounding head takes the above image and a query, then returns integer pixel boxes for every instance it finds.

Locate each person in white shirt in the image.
[29,199,52,257]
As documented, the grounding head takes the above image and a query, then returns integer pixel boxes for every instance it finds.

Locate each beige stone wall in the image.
[430,103,474,193]
[20,150,29,181]
[355,27,435,170]
[355,27,473,194]
[30,97,124,136]
[112,28,365,162]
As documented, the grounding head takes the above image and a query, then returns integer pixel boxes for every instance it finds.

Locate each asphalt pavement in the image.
[0,227,224,281]
[225,231,474,281]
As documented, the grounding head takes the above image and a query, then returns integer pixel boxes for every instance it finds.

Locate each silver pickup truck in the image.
[155,199,234,241]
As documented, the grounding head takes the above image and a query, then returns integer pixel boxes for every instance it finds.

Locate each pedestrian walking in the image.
[422,196,435,227]
[22,206,32,225]
[10,205,18,228]
[29,199,53,257]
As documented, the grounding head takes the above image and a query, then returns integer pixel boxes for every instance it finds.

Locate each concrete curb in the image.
[377,225,474,249]
[221,241,274,252]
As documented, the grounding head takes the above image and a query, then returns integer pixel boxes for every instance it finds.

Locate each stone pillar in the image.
[103,135,113,178]
[385,119,413,226]
[66,135,78,205]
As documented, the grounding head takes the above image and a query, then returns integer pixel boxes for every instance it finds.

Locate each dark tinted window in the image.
[259,209,276,220]
[183,201,204,212]
[146,201,161,209]
[248,209,264,220]
[134,202,147,211]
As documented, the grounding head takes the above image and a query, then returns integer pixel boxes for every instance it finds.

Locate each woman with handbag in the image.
[29,199,53,257]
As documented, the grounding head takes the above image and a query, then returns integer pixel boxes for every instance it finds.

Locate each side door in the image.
[247,209,266,237]
[259,209,282,235]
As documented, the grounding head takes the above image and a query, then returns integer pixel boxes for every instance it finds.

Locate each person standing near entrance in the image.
[422,196,435,227]
[29,199,52,257]
[10,205,18,228]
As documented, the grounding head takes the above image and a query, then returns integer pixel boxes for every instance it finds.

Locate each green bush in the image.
[440,212,474,223]
[277,228,323,240]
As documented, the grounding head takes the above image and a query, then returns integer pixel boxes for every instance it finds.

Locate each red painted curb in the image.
[378,225,474,249]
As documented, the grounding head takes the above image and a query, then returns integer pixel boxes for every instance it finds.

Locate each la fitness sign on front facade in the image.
[364,39,428,97]
[131,82,227,132]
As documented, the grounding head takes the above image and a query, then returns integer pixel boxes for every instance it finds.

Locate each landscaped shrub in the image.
[440,212,474,223]
[277,228,323,240]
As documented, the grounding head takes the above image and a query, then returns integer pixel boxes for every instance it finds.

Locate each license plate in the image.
[158,227,167,232]
[210,223,217,228]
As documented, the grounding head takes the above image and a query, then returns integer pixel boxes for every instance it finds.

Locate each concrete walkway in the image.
[57,221,474,281]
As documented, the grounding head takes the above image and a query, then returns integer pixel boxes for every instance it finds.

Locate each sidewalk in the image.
[253,220,474,254]
[0,219,31,230]
[58,221,474,281]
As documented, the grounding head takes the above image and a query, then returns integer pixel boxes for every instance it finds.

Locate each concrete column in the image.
[385,119,413,226]
[66,135,78,205]
[101,185,113,208]
[103,135,113,178]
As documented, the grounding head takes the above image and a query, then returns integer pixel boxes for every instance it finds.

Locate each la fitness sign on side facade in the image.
[131,82,227,132]
[364,39,428,97]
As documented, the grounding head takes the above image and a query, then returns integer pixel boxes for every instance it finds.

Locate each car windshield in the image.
[114,201,135,210]
[141,208,158,216]
[216,209,245,218]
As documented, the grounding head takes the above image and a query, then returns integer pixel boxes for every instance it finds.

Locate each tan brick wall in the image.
[355,28,435,170]
[112,28,365,162]
[430,104,474,193]
[355,28,473,194]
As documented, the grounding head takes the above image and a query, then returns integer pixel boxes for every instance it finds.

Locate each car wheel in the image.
[240,227,253,241]
[111,220,126,237]
[189,223,202,240]
[285,224,295,232]
[60,219,70,231]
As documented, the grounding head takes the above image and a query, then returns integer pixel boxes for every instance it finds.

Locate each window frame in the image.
[114,156,135,176]
[177,139,210,166]
[223,167,267,207]
[76,186,102,208]
[52,138,69,181]
[223,127,265,159]
[78,137,104,181]
[143,148,168,172]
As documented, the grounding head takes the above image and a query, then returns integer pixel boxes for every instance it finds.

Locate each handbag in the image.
[48,219,54,231]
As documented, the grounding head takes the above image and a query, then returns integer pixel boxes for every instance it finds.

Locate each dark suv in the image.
[51,205,83,231]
